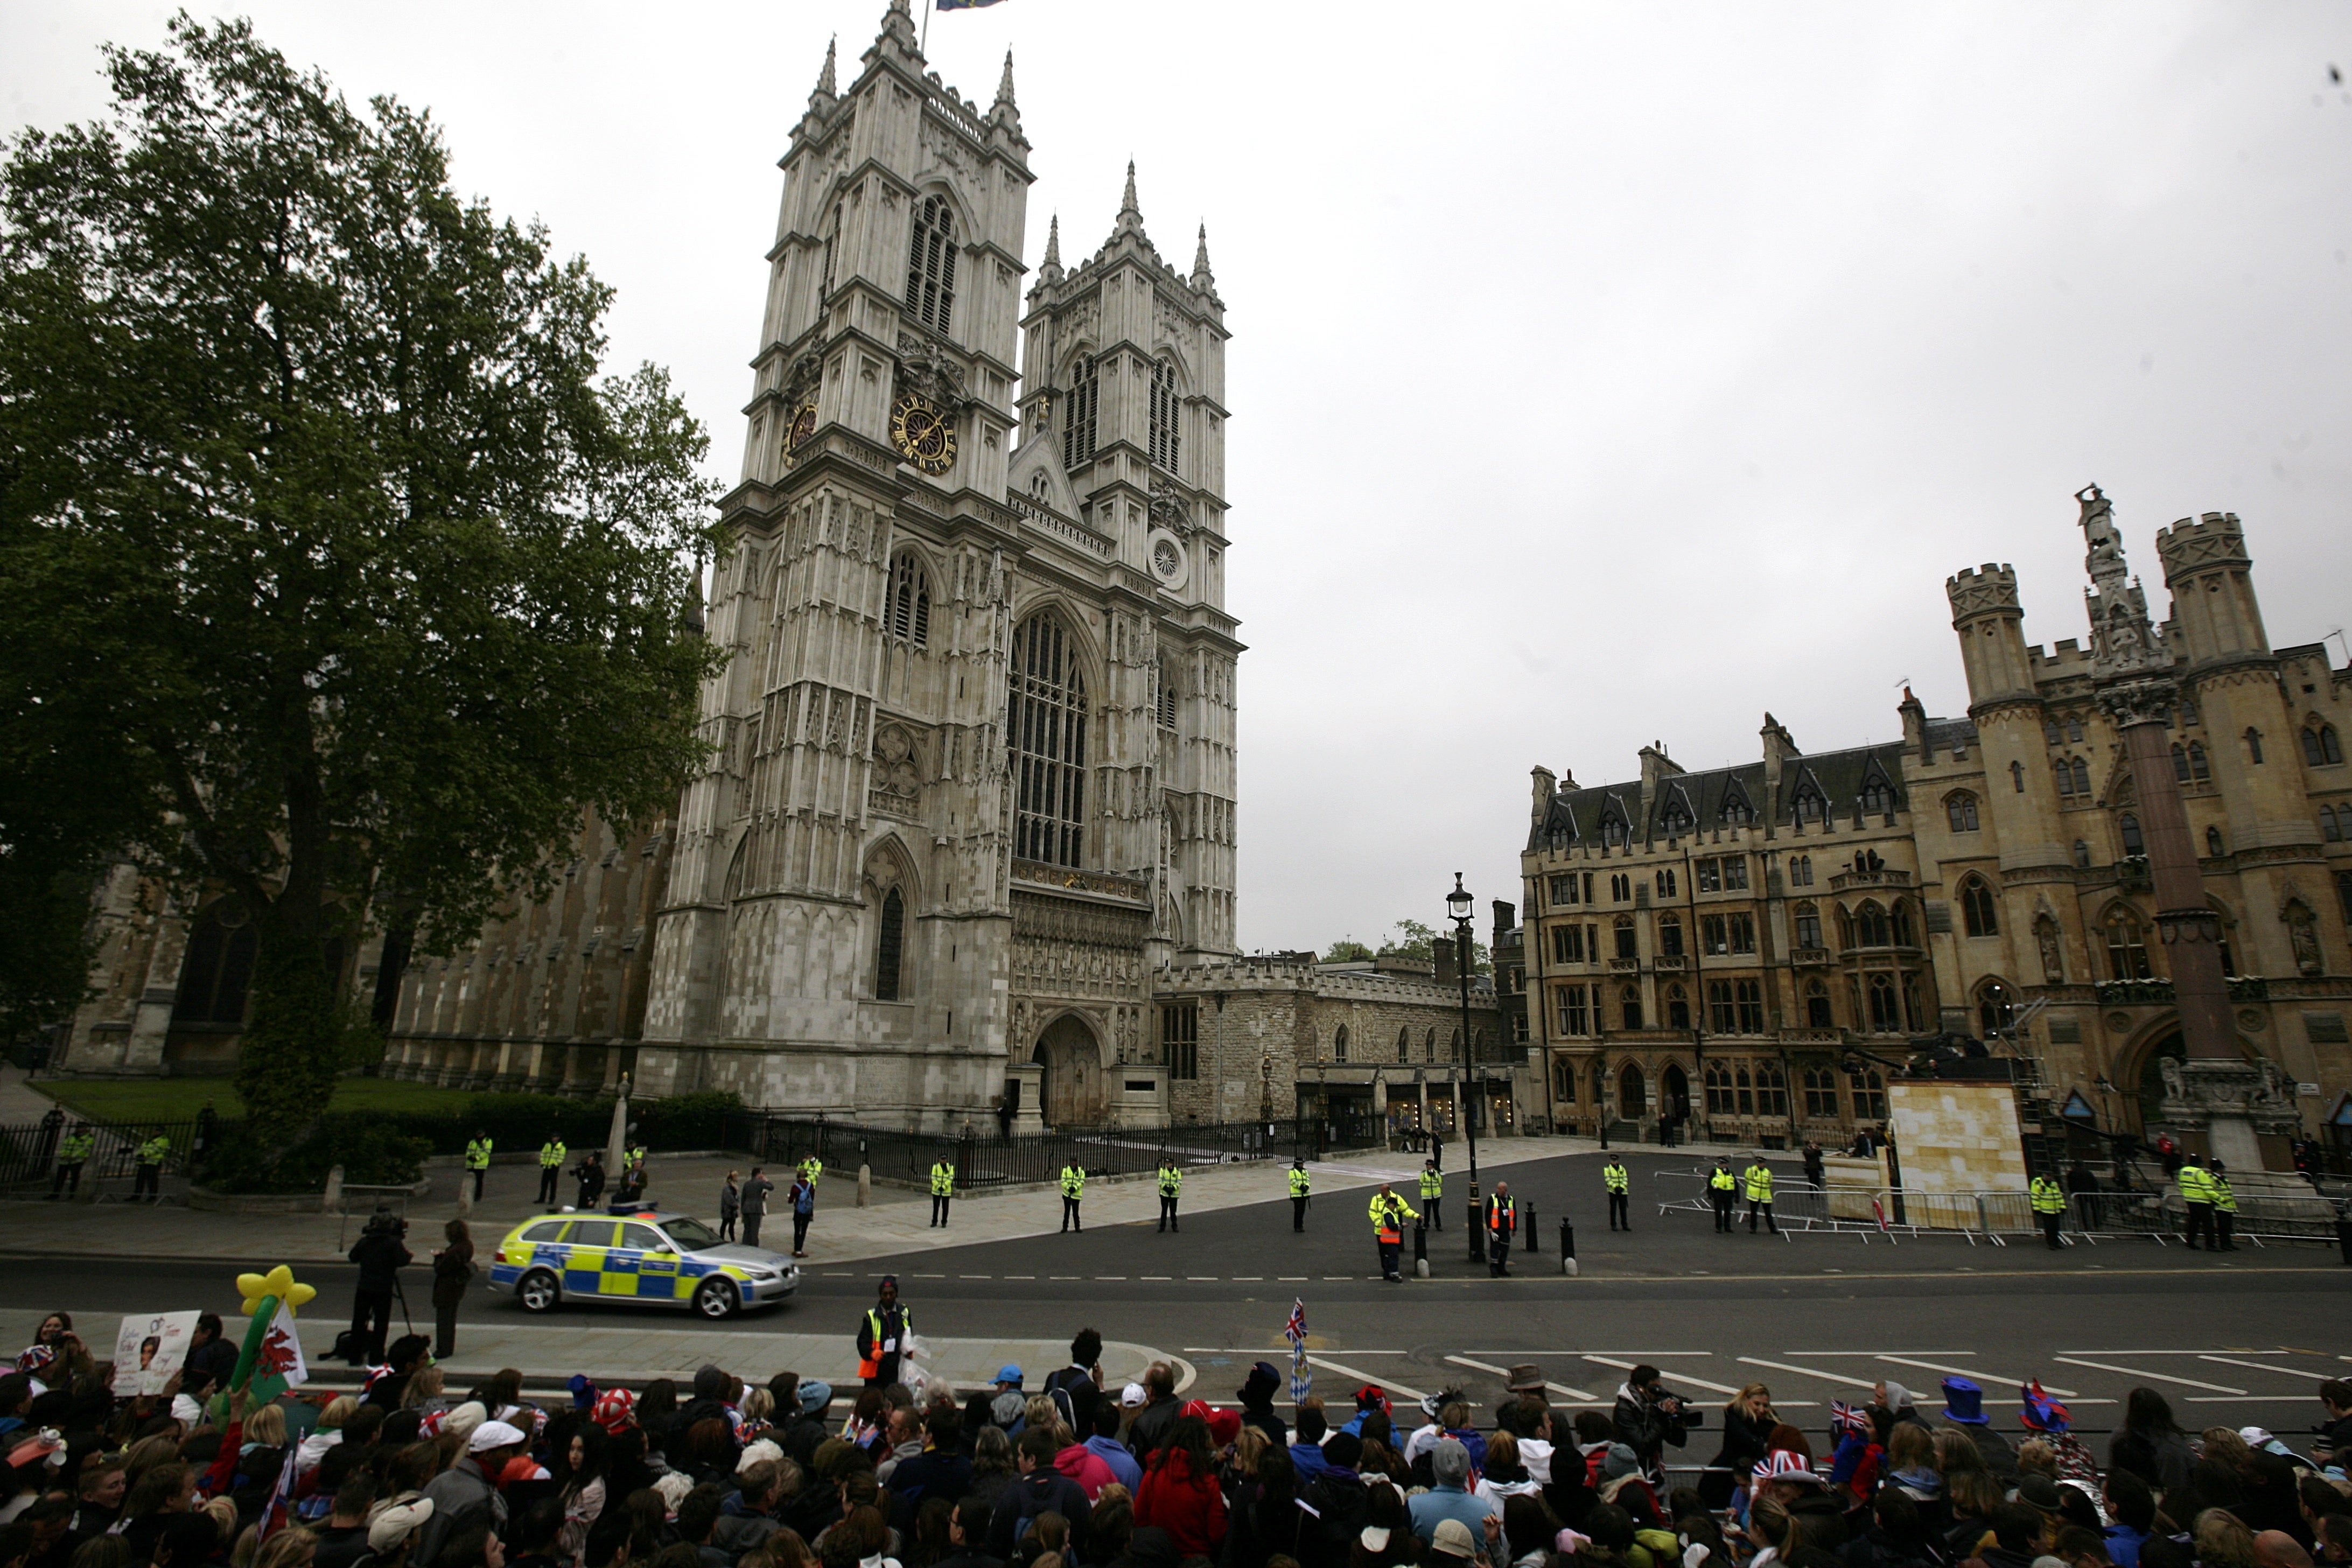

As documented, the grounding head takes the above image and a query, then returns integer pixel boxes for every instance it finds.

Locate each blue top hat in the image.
[1940,1376,1988,1425]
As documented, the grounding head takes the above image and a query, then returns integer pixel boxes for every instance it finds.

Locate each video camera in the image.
[363,1209,409,1239]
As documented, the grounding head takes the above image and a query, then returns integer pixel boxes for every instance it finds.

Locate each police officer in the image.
[1708,1157,1737,1233]
[1605,1156,1632,1231]
[1743,1152,1776,1234]
[1156,1157,1183,1233]
[1289,1157,1311,1231]
[133,1128,170,1203]
[1486,1180,1517,1276]
[1059,1161,1086,1232]
[799,1152,823,1193]
[2209,1158,2238,1251]
[625,1142,648,1182]
[464,1130,494,1201]
[1418,1159,1444,1230]
[929,1156,956,1228]
[2176,1151,2214,1249]
[572,1149,606,1210]
[1368,1182,1418,1282]
[2029,1168,2067,1250]
[50,1122,94,1200]
[536,1133,566,1206]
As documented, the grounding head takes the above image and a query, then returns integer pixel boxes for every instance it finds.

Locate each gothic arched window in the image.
[1667,983,1690,1030]
[2306,724,2345,766]
[1867,973,1901,1033]
[2325,806,2343,843]
[2072,758,2091,796]
[1619,986,1642,1031]
[172,899,258,1026]
[2171,744,2192,784]
[1859,777,1895,815]
[1855,901,1892,947]
[1397,1027,1411,1063]
[1708,979,1734,1033]
[2206,825,2224,858]
[1704,1063,1733,1116]
[820,200,843,301]
[888,551,930,646]
[1157,656,1178,730]
[2119,813,2144,857]
[2245,727,2264,764]
[1148,358,1180,473]
[2187,741,2209,781]
[1793,901,1823,951]
[1657,913,1683,957]
[1960,875,1999,938]
[1425,1027,1437,1062]
[1333,1025,1348,1064]
[1061,355,1100,468]
[2011,760,2024,793]
[2104,906,2154,981]
[875,886,906,1002]
[1977,978,2015,1039]
[1793,785,1826,825]
[1009,613,1088,867]
[1946,792,1979,832]
[904,195,956,334]
[1613,916,1639,960]
[1805,978,1832,1028]
[2073,839,2091,869]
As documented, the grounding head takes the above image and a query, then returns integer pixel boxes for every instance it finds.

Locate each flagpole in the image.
[921,0,932,56]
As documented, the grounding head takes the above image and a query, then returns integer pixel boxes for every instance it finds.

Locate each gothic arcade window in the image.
[1849,1068,1887,1119]
[1061,355,1100,467]
[888,552,930,646]
[2306,724,2345,766]
[1163,1004,1199,1080]
[1854,901,1893,947]
[1553,1056,1579,1103]
[1721,794,1754,826]
[2067,716,2084,743]
[1425,1027,1438,1061]
[172,899,258,1026]
[1448,1027,1462,1060]
[1551,924,1588,964]
[1859,778,1895,815]
[1794,902,1823,951]
[2187,741,2209,780]
[2119,813,2144,857]
[1754,1062,1788,1116]
[874,887,906,1002]
[1660,797,1693,835]
[1614,917,1639,960]
[1609,872,1633,900]
[1803,1066,1840,1119]
[1657,913,1684,957]
[1619,987,1642,1031]
[904,195,956,334]
[1789,854,1812,887]
[1793,785,1826,825]
[2104,907,2154,981]
[1147,358,1181,473]
[1866,973,1901,1033]
[1010,613,1088,867]
[1946,792,1979,832]
[1549,873,1583,905]
[1960,874,1999,938]
[1655,867,1678,898]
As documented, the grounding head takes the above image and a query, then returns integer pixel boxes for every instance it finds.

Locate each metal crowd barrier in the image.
[1653,1167,2351,1247]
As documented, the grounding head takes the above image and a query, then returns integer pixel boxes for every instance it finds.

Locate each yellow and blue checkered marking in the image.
[491,1219,755,1306]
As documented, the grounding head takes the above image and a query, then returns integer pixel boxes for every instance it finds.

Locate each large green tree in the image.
[0,17,723,1140]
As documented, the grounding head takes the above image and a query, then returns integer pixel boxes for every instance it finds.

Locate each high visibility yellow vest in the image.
[1158,1166,1182,1195]
[1744,1164,1773,1201]
[137,1136,170,1164]
[2210,1176,2236,1214]
[59,1132,95,1163]
[1060,1165,1086,1199]
[800,1156,822,1185]
[1605,1163,1629,1194]
[1368,1193,1417,1240]
[1709,1168,1737,1192]
[1289,1167,1311,1197]
[1418,1169,1443,1200]
[540,1140,566,1168]
[626,1145,646,1170]
[2030,1177,2065,1214]
[465,1138,493,1171]
[2177,1163,2210,1204]
[930,1161,955,1196]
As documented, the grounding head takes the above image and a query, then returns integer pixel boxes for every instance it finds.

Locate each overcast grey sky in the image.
[8,2,2348,955]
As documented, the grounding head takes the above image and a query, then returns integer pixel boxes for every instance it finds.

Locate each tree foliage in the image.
[0,18,723,1136]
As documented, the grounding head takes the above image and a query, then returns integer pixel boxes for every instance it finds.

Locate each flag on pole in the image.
[257,1439,300,1539]
[1285,1299,1311,1407]
[252,1299,309,1397]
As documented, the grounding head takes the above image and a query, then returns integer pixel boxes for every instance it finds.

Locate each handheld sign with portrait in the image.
[112,1311,199,1397]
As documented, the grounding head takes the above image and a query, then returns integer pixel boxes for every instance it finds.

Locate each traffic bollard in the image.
[1559,1215,1579,1276]
[1523,1203,1538,1254]
[1413,1223,1430,1279]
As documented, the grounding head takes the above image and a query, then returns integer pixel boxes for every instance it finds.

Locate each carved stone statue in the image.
[2159,1055,2186,1102]
[2036,917,2065,985]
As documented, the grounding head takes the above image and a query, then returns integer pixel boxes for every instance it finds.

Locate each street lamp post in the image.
[1447,873,1484,1262]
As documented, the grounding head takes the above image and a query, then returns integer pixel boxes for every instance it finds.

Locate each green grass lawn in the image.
[33,1075,476,1123]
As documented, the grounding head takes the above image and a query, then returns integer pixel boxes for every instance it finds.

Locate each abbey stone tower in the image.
[628,0,1241,1129]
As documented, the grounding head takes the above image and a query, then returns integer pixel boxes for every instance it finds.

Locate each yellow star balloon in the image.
[235,1264,318,1317]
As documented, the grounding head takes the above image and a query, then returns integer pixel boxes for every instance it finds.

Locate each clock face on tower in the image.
[782,402,817,464]
[888,394,956,475]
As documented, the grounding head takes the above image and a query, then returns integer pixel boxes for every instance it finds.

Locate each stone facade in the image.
[1517,495,2352,1157]
[1150,952,1532,1138]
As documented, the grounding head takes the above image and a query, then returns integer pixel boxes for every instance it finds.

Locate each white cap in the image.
[1121,1382,1147,1408]
[468,1420,526,1452]
[368,1499,435,1552]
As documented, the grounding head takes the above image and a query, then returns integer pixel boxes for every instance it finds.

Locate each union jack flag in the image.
[1285,1299,1311,1407]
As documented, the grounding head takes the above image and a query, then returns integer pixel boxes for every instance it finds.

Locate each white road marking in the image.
[1581,1354,1755,1399]
[2052,1357,2244,1394]
[1306,1353,1428,1402]
[1869,1355,2077,1398]
[1443,1353,1599,1402]
[2187,1395,2316,1403]
[1737,1356,1873,1389]
[2196,1354,2335,1377]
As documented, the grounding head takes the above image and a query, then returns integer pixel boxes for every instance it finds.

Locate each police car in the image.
[486,1210,799,1318]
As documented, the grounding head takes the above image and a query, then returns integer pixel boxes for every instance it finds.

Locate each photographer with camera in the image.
[346,1206,414,1366]
[1611,1363,1693,1480]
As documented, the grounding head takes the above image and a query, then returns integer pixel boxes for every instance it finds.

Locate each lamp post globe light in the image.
[1447,873,1484,1262]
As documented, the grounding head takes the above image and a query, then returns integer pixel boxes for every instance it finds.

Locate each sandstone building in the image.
[1518,494,2351,1157]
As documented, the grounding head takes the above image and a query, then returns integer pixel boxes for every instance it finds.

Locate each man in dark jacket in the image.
[1236,1362,1289,1447]
[185,1314,238,1391]
[365,1335,433,1410]
[1611,1366,1689,1478]
[887,1408,974,1530]
[311,1475,379,1568]
[346,1215,412,1366]
[933,1499,1004,1568]
[740,1167,775,1249]
[1125,1363,1180,1459]
[988,1429,1090,1559]
[1041,1329,1104,1436]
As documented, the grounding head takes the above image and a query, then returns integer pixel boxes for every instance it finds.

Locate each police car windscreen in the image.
[662,1216,722,1249]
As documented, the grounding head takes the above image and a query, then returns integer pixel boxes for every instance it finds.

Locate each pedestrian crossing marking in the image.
[2197,1354,2328,1377]
[1581,1354,1754,1399]
[1866,1355,2077,1399]
[1737,1356,1871,1389]
[1306,1353,1428,1402]
[2052,1356,2242,1394]
[1444,1354,1597,1402]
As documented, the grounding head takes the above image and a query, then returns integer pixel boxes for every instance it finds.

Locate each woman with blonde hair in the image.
[254,1527,318,1568]
[399,1366,447,1415]
[2192,1509,2259,1568]
[1706,1384,1775,1507]
[297,1396,359,1478]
